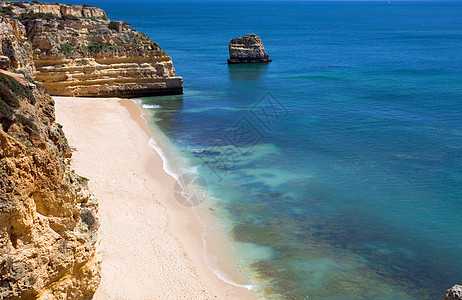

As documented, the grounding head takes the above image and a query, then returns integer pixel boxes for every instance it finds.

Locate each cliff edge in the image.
[1,2,182,97]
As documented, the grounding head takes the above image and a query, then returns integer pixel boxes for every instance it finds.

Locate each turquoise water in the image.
[79,1,461,298]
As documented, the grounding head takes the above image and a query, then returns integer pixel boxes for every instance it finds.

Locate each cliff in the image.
[1,16,100,300]
[228,34,271,64]
[1,2,182,97]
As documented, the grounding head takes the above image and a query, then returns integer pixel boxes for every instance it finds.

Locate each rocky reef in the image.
[228,33,271,64]
[1,12,100,300]
[1,2,182,97]
[446,285,462,300]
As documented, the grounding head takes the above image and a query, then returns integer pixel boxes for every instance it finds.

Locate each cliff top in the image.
[0,1,107,20]
[229,33,261,46]
[0,1,165,60]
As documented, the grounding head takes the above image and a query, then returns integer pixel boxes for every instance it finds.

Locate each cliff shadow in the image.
[227,63,269,81]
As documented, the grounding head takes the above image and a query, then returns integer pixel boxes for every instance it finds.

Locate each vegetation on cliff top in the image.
[0,2,108,21]
[231,35,257,45]
[58,41,123,55]
[15,11,108,21]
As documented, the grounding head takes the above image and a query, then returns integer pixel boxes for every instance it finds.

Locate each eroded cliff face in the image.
[0,71,100,300]
[1,15,100,300]
[1,2,182,97]
[228,34,271,64]
[0,17,34,75]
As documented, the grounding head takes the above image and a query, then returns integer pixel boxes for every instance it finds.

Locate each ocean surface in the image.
[74,1,461,298]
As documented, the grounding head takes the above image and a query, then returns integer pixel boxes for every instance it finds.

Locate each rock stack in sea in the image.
[0,2,182,97]
[227,33,271,64]
[446,285,462,300]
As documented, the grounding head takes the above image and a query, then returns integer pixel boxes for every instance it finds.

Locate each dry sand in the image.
[54,97,254,299]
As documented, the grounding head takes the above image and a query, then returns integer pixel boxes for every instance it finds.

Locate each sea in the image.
[66,1,461,298]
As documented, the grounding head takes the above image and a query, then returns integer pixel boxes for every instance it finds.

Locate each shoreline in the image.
[54,97,255,299]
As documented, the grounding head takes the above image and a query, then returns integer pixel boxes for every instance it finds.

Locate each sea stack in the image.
[446,285,462,300]
[227,33,271,64]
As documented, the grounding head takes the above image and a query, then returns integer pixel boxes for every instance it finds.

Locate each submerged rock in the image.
[228,33,271,64]
[446,285,462,300]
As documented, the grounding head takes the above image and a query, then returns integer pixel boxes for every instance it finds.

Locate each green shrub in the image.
[83,15,108,21]
[11,2,26,8]
[16,114,39,133]
[18,12,56,21]
[0,73,34,106]
[61,14,79,21]
[25,75,43,88]
[0,6,14,17]
[59,42,75,55]
[28,276,37,286]
[231,36,257,44]
[76,59,89,66]
[0,82,19,109]
[77,175,89,184]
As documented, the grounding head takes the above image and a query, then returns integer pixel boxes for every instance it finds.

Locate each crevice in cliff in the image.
[8,228,17,249]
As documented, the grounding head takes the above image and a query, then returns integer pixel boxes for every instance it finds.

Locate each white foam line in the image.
[135,100,254,291]
[193,206,254,291]
[143,104,161,109]
[148,137,253,290]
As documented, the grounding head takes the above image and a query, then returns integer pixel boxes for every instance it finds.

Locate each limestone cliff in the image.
[1,15,100,300]
[1,2,182,97]
[0,16,34,75]
[228,33,271,64]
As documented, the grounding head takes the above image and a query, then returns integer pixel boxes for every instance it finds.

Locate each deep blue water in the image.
[70,1,461,298]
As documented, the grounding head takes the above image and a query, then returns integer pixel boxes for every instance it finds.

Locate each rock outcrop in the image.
[446,285,462,300]
[228,33,271,64]
[0,17,35,75]
[1,11,100,300]
[1,2,182,97]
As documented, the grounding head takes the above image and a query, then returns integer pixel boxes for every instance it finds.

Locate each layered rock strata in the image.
[1,15,100,300]
[1,2,182,97]
[228,33,271,64]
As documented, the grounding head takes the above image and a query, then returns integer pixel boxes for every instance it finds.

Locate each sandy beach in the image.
[54,97,254,299]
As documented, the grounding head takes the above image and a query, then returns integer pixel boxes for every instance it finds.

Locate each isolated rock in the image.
[446,285,462,300]
[228,33,271,64]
